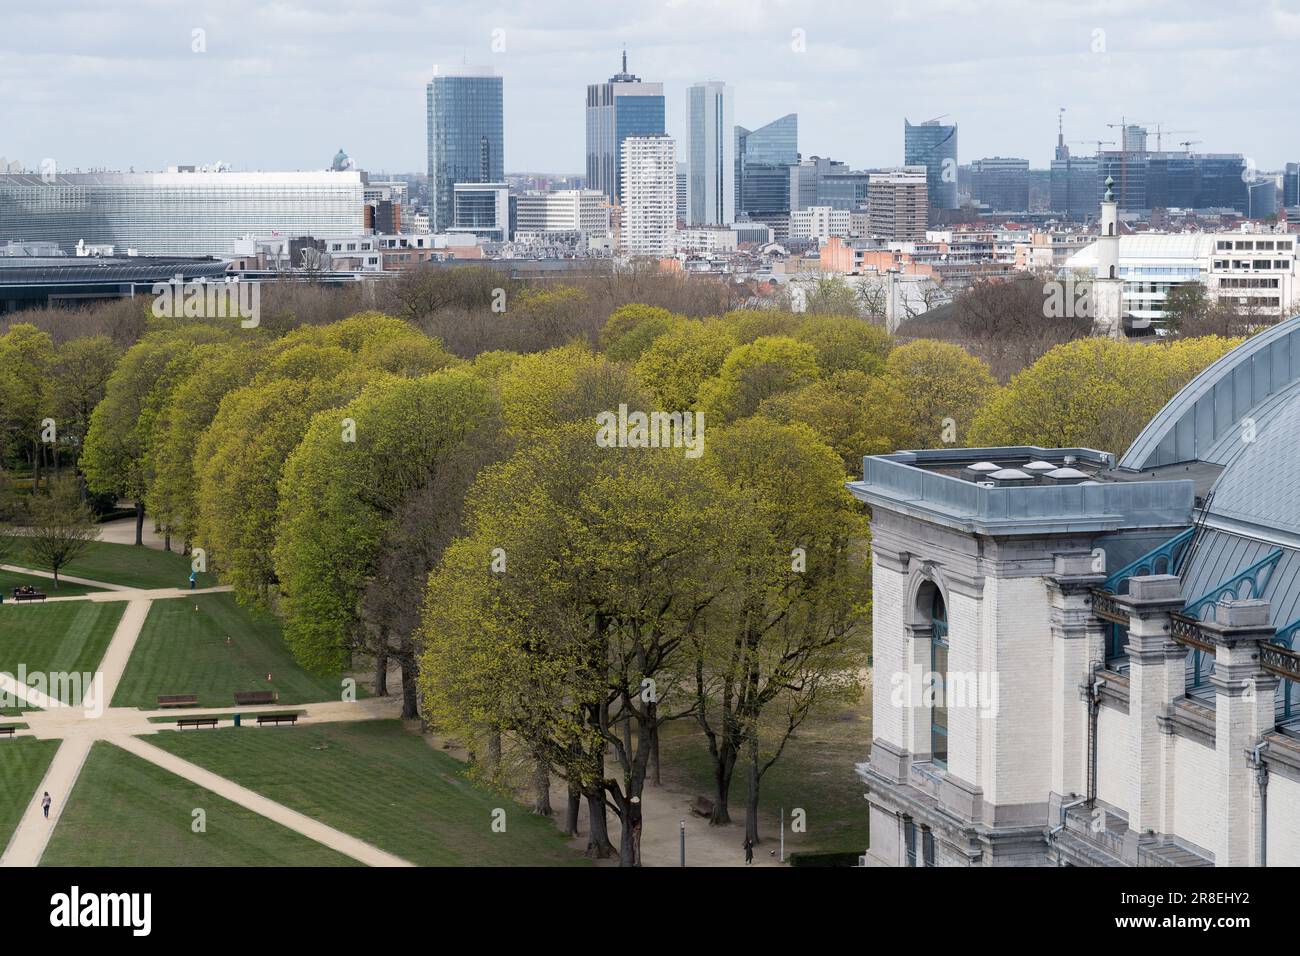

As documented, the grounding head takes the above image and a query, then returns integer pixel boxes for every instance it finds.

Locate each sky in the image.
[3,0,1299,177]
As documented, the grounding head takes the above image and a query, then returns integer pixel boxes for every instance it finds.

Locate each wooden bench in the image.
[256,713,298,727]
[234,691,278,706]
[689,795,715,818]
[177,717,219,730]
[0,727,15,738]
[11,591,47,603]
[157,694,199,708]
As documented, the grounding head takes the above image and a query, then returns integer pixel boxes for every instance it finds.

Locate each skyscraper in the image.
[686,81,735,226]
[586,51,665,205]
[426,65,504,232]
[620,135,676,258]
[903,117,958,214]
[735,113,797,223]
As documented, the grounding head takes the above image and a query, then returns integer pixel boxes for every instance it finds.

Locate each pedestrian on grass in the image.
[41,792,51,820]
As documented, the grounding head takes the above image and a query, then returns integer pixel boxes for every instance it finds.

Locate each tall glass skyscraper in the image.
[687,81,735,226]
[585,52,665,205]
[735,113,797,221]
[426,65,504,233]
[903,118,958,212]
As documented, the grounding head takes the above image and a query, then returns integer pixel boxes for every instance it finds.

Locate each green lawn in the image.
[0,601,125,705]
[111,593,350,710]
[657,694,874,856]
[150,720,588,866]
[41,741,357,867]
[0,568,103,599]
[9,540,216,590]
[0,738,59,850]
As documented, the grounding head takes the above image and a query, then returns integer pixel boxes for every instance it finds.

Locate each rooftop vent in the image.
[989,468,1034,487]
[1043,467,1089,485]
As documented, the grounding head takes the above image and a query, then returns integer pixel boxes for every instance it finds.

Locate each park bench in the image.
[11,590,47,603]
[234,691,278,706]
[157,694,199,708]
[177,717,219,730]
[0,727,15,738]
[256,713,298,727]
[689,795,715,818]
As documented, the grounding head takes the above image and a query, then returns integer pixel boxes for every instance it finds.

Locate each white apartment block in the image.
[619,135,677,258]
[855,316,1300,867]
[675,227,738,255]
[789,206,852,243]
[514,189,610,237]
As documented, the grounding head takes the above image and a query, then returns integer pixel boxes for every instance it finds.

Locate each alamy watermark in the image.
[151,274,260,328]
[595,404,704,459]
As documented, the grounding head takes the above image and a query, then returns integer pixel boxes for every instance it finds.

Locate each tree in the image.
[947,276,1092,378]
[420,424,742,865]
[496,343,648,442]
[968,336,1239,453]
[758,371,912,474]
[25,476,98,588]
[794,314,893,376]
[46,335,121,473]
[883,340,996,448]
[273,369,499,713]
[693,419,868,837]
[0,324,55,488]
[0,469,18,567]
[632,320,736,410]
[1162,281,1210,336]
[720,309,802,344]
[598,304,684,363]
[699,336,820,424]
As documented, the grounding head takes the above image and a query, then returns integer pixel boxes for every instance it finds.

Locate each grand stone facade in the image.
[854,317,1300,866]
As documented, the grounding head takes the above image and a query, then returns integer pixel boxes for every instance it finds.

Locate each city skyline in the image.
[4,0,1300,177]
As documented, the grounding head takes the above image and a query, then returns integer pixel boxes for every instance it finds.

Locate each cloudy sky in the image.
[3,0,1298,176]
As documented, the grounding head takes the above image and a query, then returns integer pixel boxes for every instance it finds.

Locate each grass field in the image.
[0,601,124,704]
[41,741,358,867]
[8,540,216,590]
[0,738,60,851]
[657,690,874,856]
[111,593,354,709]
[0,569,103,598]
[150,720,588,866]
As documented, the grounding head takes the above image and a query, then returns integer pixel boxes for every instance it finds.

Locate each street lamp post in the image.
[679,819,686,867]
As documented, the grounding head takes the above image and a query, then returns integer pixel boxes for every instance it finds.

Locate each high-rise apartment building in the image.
[904,118,958,213]
[426,65,504,232]
[735,113,797,222]
[867,167,929,241]
[686,81,734,226]
[585,51,665,205]
[620,135,676,257]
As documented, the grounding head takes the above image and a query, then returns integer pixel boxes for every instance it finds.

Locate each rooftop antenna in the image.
[622,46,627,73]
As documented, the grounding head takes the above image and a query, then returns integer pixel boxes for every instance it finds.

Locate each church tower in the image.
[1093,176,1124,339]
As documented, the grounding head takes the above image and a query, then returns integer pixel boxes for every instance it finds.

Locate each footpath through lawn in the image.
[0,738,59,851]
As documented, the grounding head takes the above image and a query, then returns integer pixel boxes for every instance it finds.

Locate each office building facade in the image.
[427,66,505,232]
[686,81,735,226]
[735,113,797,222]
[904,118,958,213]
[868,167,929,241]
[585,52,665,205]
[514,189,609,236]
[452,182,510,241]
[968,157,1029,212]
[0,170,364,256]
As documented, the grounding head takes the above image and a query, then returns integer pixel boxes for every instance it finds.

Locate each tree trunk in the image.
[532,758,552,816]
[398,656,418,718]
[745,733,761,845]
[710,742,738,825]
[164,531,172,553]
[134,500,145,547]
[649,701,661,786]
[564,784,581,836]
[584,791,614,858]
[373,650,389,696]
[487,730,502,770]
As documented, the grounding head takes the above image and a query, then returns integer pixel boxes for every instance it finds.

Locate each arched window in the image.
[929,588,949,767]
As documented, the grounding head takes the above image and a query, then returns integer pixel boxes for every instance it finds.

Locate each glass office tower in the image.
[0,171,365,256]
[735,113,797,221]
[426,66,505,232]
[903,118,958,212]
[686,81,735,226]
[585,52,665,205]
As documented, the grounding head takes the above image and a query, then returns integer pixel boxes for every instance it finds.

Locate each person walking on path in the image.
[41,792,51,820]
[743,837,754,865]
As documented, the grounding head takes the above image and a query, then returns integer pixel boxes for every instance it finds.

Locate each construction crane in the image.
[1070,139,1114,157]
[1153,126,1196,153]
[1180,140,1202,153]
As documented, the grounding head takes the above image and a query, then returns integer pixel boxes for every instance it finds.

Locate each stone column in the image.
[1046,552,1107,802]
[1113,574,1184,841]
[1204,599,1277,867]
